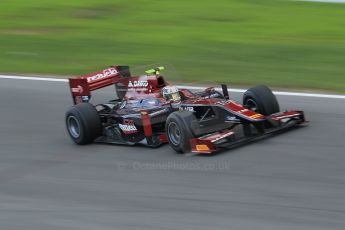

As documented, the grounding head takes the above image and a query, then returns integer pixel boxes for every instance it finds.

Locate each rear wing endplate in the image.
[68,65,130,104]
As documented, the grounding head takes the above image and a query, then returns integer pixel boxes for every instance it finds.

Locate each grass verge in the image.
[1,0,345,92]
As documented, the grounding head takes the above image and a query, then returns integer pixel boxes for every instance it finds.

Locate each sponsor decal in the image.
[82,96,89,102]
[71,85,83,94]
[180,106,195,112]
[127,88,148,92]
[128,80,149,88]
[119,119,138,134]
[274,114,300,120]
[86,68,118,82]
[210,132,234,143]
[225,116,238,121]
[216,100,232,106]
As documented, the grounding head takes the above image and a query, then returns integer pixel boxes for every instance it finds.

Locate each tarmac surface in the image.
[0,78,345,230]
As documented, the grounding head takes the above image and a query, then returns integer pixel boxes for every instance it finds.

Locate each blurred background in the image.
[0,0,344,92]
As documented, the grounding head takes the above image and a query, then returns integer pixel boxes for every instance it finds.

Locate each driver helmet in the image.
[162,85,181,102]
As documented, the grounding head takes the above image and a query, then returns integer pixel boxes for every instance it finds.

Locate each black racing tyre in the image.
[65,103,102,145]
[243,85,280,115]
[165,111,197,153]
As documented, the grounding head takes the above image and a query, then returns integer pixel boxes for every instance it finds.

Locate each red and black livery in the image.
[66,65,306,154]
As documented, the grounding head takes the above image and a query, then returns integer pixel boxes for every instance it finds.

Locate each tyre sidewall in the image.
[66,108,88,144]
[166,111,195,153]
[65,103,101,144]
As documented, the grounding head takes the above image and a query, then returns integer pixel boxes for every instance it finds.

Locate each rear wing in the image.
[68,65,130,104]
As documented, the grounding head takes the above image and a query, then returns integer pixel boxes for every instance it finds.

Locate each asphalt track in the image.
[0,78,345,230]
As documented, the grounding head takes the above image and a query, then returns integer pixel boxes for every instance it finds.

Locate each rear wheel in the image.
[65,103,102,144]
[243,85,280,115]
[166,111,197,153]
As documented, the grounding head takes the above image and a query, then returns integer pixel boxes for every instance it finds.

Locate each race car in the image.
[65,65,306,154]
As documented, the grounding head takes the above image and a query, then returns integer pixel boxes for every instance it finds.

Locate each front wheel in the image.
[165,111,197,153]
[243,85,280,115]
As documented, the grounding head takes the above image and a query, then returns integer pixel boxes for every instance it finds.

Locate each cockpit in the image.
[119,98,161,109]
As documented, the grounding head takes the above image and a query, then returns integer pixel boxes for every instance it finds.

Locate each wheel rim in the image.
[168,122,181,146]
[245,98,259,112]
[67,116,81,139]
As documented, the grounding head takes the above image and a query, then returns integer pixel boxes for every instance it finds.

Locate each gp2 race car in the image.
[65,65,306,154]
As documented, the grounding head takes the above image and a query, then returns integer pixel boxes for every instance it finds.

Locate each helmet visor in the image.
[168,92,181,101]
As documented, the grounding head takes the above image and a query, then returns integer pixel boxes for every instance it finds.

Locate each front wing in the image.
[190,110,306,154]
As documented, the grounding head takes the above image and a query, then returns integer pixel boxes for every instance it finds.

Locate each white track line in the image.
[0,75,67,82]
[300,0,345,3]
[1,75,345,99]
